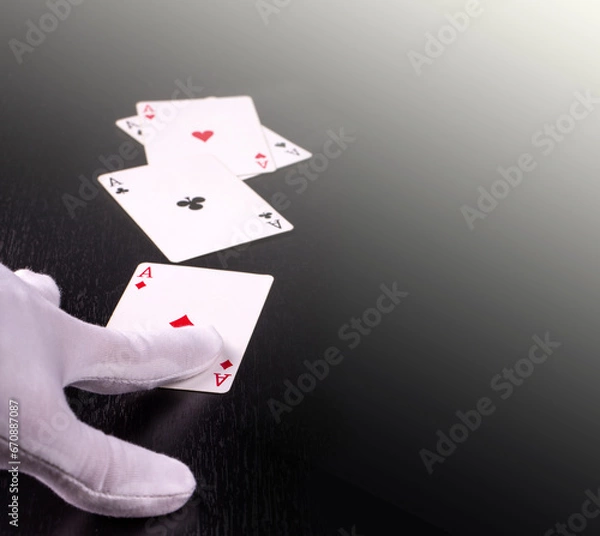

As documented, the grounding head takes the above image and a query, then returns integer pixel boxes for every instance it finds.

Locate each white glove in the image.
[0,263,224,517]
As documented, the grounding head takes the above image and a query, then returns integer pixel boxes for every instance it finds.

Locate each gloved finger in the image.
[62,318,224,394]
[13,397,197,517]
[14,269,61,308]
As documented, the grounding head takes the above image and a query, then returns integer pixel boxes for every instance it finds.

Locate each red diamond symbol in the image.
[220,360,233,370]
[143,105,155,120]
[135,281,146,289]
[169,314,194,328]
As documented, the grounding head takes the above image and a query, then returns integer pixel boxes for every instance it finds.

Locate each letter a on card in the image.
[137,267,153,278]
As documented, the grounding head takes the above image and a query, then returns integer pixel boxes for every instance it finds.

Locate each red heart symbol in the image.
[255,153,266,159]
[145,114,155,120]
[192,130,214,142]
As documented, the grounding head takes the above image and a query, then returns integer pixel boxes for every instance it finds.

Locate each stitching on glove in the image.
[72,347,225,386]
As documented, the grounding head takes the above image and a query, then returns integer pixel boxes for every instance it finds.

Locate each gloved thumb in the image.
[16,395,196,517]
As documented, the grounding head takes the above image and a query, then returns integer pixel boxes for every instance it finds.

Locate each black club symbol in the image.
[259,212,273,219]
[116,188,129,194]
[177,196,206,210]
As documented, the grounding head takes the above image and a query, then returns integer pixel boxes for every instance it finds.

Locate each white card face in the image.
[107,263,274,393]
[136,96,276,176]
[238,126,313,180]
[97,156,293,263]
[115,117,145,144]
[116,116,312,180]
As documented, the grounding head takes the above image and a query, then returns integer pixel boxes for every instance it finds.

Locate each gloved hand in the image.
[0,263,224,517]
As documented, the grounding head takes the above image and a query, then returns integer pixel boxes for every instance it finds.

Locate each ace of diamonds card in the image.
[107,263,274,393]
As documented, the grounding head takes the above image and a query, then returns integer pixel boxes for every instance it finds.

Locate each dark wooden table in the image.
[3,2,600,535]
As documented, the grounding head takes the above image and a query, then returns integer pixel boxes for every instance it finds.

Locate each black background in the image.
[3,1,600,535]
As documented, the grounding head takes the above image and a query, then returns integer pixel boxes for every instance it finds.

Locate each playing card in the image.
[136,96,276,176]
[116,115,312,180]
[97,155,293,263]
[107,262,274,393]
[115,117,145,144]
[238,126,313,179]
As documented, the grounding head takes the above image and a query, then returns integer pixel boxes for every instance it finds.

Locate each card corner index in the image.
[97,169,125,188]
